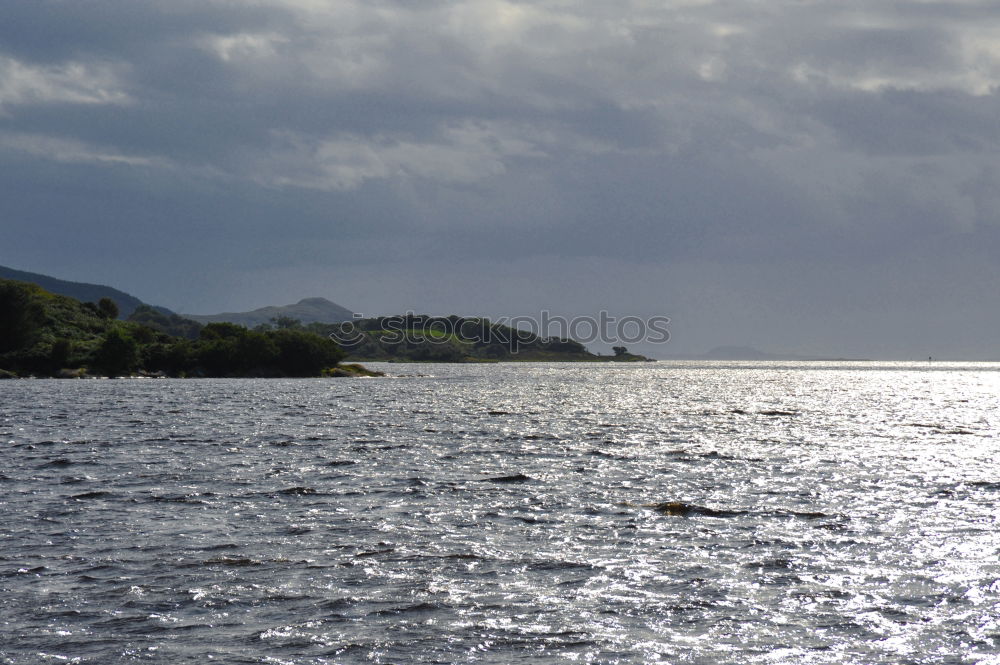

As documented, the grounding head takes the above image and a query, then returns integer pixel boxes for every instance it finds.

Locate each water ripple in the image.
[1,362,998,664]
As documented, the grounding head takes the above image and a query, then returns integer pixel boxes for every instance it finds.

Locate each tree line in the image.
[0,279,345,378]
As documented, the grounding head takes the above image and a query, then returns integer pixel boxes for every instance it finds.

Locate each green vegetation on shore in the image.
[0,279,351,378]
[0,277,653,376]
[0,264,158,318]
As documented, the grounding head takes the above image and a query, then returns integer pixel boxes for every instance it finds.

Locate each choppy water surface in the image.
[2,361,999,664]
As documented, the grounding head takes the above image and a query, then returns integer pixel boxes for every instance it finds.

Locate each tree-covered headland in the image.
[0,279,351,378]
[302,314,654,363]
[0,278,653,377]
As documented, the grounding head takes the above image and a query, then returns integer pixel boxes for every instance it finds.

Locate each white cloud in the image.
[0,55,130,111]
[0,132,166,168]
[201,32,289,63]
[258,122,547,190]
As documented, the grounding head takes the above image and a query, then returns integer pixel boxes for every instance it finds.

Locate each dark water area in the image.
[1,362,998,664]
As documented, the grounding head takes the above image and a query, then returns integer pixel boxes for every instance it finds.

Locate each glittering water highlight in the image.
[1,361,998,664]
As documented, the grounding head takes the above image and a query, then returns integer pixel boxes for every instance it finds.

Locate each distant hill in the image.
[185,297,356,327]
[0,264,169,318]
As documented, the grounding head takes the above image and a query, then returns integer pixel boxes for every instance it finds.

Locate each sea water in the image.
[1,362,998,664]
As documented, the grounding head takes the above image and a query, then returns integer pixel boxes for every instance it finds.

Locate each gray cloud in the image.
[2,0,999,357]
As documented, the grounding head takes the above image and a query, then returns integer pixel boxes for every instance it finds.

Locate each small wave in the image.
[903,422,976,434]
[441,552,486,561]
[94,614,151,629]
[697,450,737,460]
[368,601,447,616]
[528,560,600,572]
[40,609,85,618]
[38,458,74,468]
[202,556,263,567]
[812,522,849,531]
[512,515,549,524]
[783,509,830,519]
[150,494,209,504]
[318,597,356,611]
[278,486,319,495]
[647,501,747,517]
[146,621,217,634]
[587,449,626,459]
[743,558,794,571]
[71,491,114,499]
[480,473,534,484]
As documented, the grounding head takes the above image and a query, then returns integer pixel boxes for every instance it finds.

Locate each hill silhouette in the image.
[185,297,355,327]
[0,264,170,318]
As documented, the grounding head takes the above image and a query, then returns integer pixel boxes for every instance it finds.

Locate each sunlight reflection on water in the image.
[1,361,998,663]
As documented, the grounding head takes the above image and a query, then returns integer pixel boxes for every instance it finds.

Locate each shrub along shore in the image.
[0,279,370,378]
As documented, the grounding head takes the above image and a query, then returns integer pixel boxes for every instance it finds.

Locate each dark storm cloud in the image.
[2,0,999,357]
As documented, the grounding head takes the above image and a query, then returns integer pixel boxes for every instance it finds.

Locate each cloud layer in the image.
[2,0,999,357]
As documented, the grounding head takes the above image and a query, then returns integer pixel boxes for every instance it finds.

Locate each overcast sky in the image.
[2,0,999,358]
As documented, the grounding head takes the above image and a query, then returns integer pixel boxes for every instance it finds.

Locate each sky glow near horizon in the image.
[1,0,999,358]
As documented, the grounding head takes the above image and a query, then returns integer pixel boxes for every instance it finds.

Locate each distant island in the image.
[309,315,654,363]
